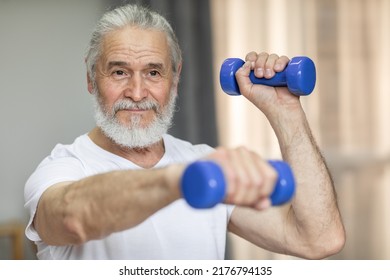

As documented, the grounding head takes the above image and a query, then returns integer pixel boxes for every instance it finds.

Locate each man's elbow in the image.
[62,215,90,245]
[302,226,346,260]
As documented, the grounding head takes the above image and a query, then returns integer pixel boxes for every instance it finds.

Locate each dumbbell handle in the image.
[220,56,316,96]
[181,160,295,209]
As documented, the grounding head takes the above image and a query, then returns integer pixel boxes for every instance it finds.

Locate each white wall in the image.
[0,0,106,259]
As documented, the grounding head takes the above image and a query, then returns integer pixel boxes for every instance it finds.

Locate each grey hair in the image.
[86,4,182,85]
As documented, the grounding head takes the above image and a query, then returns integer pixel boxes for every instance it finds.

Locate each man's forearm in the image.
[271,107,345,253]
[35,165,183,245]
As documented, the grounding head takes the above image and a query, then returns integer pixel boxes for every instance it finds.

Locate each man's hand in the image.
[205,147,278,210]
[235,52,301,117]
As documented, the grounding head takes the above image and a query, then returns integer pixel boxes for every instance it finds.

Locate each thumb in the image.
[235,60,273,102]
[235,60,254,97]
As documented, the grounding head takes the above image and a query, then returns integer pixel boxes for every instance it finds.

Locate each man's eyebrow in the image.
[107,61,129,68]
[147,63,164,70]
[106,61,165,70]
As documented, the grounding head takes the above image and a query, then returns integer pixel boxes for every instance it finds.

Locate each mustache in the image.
[112,99,160,114]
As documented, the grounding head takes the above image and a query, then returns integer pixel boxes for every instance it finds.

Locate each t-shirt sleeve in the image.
[24,155,86,242]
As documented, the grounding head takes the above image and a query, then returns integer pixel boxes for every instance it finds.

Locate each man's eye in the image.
[149,70,160,77]
[114,70,126,76]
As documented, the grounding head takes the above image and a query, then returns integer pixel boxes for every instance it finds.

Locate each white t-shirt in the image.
[24,134,234,260]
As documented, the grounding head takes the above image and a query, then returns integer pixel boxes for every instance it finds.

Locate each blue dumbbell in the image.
[220,56,316,96]
[181,160,295,208]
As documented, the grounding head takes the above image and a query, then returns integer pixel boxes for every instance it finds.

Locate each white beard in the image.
[92,89,177,149]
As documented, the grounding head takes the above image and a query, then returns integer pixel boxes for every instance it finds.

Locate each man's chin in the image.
[99,123,165,149]
[117,118,156,130]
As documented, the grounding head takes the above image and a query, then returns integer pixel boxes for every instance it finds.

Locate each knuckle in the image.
[258,51,269,58]
[255,52,268,66]
[214,147,228,159]
[226,171,238,187]
[240,177,251,190]
[236,146,248,154]
[253,176,264,190]
[266,168,278,183]
[279,55,290,62]
[245,51,258,61]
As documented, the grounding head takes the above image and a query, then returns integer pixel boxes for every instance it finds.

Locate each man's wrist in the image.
[164,164,186,200]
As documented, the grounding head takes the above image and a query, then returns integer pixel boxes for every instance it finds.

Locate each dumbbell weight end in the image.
[181,161,226,209]
[268,160,296,206]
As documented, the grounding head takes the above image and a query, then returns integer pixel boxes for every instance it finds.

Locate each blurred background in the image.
[0,0,389,260]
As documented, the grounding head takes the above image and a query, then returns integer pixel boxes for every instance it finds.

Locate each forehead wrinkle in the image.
[99,27,171,72]
[105,59,166,72]
[102,27,168,55]
[102,41,167,63]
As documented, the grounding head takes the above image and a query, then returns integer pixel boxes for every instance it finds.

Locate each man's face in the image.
[89,26,179,148]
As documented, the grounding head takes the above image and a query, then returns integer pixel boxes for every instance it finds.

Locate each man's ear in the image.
[87,72,94,94]
[85,56,94,94]
[173,62,182,92]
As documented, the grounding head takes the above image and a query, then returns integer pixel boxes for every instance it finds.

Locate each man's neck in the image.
[88,127,165,169]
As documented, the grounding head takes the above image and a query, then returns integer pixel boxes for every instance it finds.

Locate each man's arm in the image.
[226,52,345,259]
[34,165,184,246]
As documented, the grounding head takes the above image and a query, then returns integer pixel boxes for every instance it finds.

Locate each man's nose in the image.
[124,73,148,101]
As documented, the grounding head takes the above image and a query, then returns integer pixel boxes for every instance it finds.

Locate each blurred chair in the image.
[0,220,24,260]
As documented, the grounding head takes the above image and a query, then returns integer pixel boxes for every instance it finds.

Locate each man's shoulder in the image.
[48,134,89,159]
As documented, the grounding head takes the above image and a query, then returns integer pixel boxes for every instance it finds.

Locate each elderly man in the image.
[24,4,345,260]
